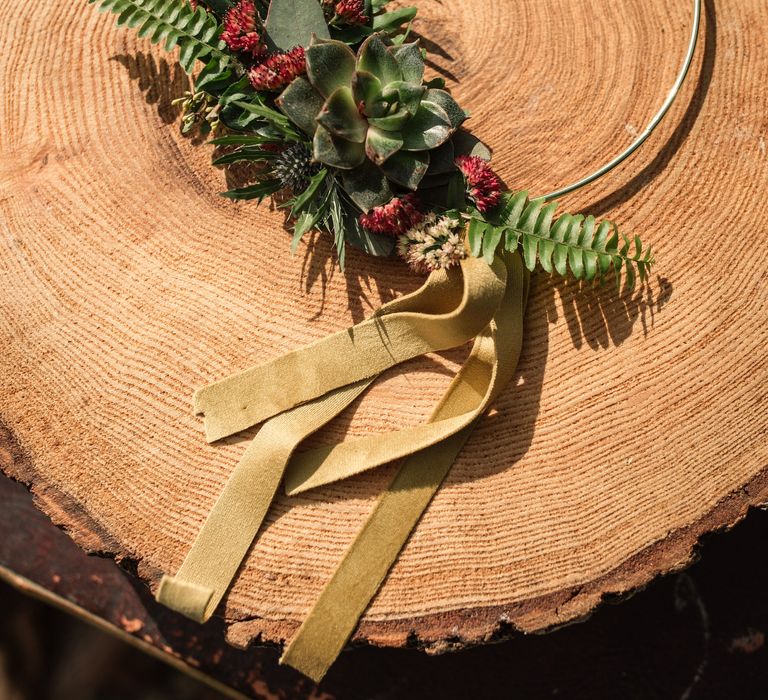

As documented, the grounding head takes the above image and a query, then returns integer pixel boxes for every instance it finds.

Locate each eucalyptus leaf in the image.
[264,0,330,51]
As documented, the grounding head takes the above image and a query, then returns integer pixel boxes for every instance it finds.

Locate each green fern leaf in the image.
[90,0,230,75]
[482,225,503,265]
[467,190,655,290]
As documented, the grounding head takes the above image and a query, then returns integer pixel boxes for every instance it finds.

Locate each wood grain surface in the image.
[1,0,766,652]
[5,469,768,700]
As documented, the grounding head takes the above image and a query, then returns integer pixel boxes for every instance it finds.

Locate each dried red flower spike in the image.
[335,0,368,25]
[359,194,424,237]
[221,0,265,58]
[455,155,503,213]
[248,47,306,91]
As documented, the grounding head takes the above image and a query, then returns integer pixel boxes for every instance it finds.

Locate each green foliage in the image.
[284,172,394,266]
[372,7,417,34]
[216,78,302,137]
[264,0,330,51]
[277,33,465,218]
[465,191,654,290]
[220,179,282,201]
[90,0,230,74]
[89,0,657,278]
[194,54,237,95]
[199,0,235,17]
[330,0,418,44]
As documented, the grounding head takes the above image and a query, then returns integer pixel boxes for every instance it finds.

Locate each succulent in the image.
[275,33,467,212]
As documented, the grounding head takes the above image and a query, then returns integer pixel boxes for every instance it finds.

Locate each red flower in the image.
[221,0,265,58]
[335,0,368,25]
[248,47,306,91]
[455,155,502,213]
[359,195,424,237]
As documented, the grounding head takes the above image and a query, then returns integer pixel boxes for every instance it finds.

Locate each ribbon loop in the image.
[157,255,507,623]
[283,252,530,496]
[157,252,529,685]
[194,256,506,442]
[157,380,373,622]
[283,331,496,495]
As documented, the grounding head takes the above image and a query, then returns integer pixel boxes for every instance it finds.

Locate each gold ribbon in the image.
[157,252,529,683]
[194,256,506,442]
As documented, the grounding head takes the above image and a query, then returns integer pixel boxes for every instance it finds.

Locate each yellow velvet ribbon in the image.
[157,252,529,683]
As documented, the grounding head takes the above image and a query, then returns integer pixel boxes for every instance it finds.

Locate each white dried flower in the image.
[397,215,467,273]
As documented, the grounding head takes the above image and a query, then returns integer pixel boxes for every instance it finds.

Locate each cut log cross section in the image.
[1,0,767,652]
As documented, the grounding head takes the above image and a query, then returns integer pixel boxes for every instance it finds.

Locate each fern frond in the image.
[467,191,654,290]
[90,0,229,74]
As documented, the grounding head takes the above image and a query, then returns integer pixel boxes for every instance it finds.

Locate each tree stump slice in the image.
[1,0,766,652]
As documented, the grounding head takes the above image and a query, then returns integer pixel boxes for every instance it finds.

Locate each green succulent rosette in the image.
[276,33,467,212]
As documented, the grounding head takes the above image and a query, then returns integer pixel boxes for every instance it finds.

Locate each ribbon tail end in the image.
[279,647,331,685]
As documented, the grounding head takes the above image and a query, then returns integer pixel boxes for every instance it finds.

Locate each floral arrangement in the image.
[89,0,661,683]
[92,0,653,284]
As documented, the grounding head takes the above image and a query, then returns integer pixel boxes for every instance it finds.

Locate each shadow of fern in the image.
[541,273,673,351]
[110,52,190,126]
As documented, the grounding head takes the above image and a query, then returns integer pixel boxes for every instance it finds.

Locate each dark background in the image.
[1,469,767,700]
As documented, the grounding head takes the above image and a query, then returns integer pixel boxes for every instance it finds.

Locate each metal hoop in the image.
[543,0,702,201]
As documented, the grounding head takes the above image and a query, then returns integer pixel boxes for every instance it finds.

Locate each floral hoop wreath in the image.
[90,0,701,682]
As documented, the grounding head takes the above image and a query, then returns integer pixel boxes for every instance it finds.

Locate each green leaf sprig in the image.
[90,0,656,285]
[90,0,231,74]
[464,192,654,290]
